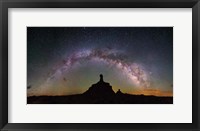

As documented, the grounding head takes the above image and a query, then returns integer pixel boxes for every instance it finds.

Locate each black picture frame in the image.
[0,0,199,131]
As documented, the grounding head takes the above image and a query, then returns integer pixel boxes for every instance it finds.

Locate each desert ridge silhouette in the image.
[27,74,173,104]
[83,74,115,98]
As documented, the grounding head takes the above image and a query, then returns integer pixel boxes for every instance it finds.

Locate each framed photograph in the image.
[0,0,199,131]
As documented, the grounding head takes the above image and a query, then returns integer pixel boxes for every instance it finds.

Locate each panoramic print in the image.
[27,27,173,104]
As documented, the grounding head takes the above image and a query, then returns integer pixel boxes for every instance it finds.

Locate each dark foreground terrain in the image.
[27,93,173,104]
[28,74,173,104]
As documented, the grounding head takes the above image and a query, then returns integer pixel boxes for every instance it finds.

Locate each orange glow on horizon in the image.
[131,88,173,97]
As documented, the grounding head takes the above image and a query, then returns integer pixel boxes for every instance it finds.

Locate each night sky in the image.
[27,27,173,97]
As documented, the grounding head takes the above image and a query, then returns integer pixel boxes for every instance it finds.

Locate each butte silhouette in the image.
[83,74,116,98]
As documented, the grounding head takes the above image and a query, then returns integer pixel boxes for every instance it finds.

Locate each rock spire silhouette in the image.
[83,74,115,97]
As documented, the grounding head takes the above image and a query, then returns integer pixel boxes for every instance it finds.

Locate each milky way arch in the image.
[45,48,150,88]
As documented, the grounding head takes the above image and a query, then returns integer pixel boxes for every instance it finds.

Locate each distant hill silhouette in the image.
[27,74,173,104]
[116,89,123,95]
